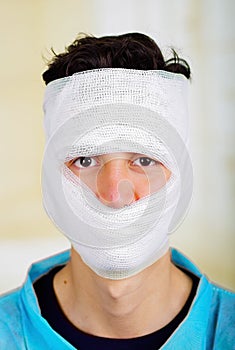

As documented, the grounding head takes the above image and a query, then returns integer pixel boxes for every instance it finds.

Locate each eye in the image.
[133,157,157,167]
[73,156,98,169]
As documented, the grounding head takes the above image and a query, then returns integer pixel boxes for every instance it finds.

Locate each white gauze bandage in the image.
[42,68,193,280]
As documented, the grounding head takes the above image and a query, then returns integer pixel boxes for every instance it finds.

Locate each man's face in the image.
[66,152,171,209]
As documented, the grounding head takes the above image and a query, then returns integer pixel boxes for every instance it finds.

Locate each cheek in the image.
[79,171,98,193]
[132,175,150,200]
[140,165,171,196]
[66,163,99,193]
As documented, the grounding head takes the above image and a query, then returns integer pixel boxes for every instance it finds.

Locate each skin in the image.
[53,152,192,338]
[66,152,172,208]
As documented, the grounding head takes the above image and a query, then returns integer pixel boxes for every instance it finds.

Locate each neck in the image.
[53,248,192,339]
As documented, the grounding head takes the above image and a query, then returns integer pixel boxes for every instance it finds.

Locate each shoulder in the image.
[210,283,235,321]
[0,288,21,324]
[0,251,71,350]
[210,282,235,321]
[0,288,25,349]
[171,248,235,348]
[206,282,235,349]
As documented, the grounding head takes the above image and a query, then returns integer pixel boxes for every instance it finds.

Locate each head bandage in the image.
[42,68,193,279]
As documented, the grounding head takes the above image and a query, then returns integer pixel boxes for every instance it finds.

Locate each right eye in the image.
[73,156,98,169]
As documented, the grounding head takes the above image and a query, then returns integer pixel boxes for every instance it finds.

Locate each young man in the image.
[0,33,234,349]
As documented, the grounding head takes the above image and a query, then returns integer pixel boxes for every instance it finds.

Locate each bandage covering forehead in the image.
[42,68,193,279]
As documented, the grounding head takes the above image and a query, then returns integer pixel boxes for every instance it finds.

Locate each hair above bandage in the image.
[42,68,193,280]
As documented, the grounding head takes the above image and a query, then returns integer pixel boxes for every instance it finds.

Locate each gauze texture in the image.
[42,68,193,279]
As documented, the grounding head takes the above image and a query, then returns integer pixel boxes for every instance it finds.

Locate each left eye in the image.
[133,157,157,167]
[73,156,98,168]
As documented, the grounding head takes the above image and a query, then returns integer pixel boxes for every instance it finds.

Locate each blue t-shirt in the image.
[0,248,234,349]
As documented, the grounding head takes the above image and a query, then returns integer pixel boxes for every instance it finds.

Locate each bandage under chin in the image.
[42,68,193,279]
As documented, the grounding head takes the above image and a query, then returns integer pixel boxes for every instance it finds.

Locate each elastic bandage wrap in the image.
[42,68,193,280]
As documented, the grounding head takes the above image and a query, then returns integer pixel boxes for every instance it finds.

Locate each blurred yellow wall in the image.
[0,0,234,293]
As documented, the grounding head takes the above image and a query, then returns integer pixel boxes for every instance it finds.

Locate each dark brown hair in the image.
[42,32,191,85]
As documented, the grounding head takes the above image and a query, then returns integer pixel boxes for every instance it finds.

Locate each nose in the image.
[96,159,135,208]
